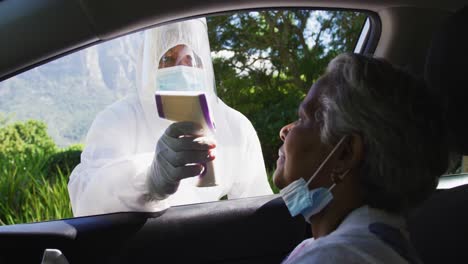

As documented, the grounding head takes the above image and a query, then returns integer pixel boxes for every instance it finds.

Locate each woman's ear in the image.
[336,133,364,172]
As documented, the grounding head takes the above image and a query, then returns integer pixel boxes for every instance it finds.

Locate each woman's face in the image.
[273,79,335,189]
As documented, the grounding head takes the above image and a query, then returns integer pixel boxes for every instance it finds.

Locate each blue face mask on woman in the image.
[280,136,349,223]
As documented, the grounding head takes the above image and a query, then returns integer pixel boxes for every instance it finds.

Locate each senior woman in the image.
[275,53,448,263]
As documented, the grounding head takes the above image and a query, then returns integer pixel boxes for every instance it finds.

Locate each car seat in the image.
[408,6,468,264]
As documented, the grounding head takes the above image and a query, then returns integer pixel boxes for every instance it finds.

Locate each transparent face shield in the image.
[155,44,208,92]
[138,18,218,110]
[158,44,203,69]
[152,24,218,188]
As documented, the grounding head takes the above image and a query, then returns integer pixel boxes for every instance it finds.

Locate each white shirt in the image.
[283,206,420,264]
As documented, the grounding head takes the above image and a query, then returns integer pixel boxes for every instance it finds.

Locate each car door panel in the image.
[0,195,307,263]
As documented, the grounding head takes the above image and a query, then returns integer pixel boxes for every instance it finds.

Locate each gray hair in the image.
[316,53,448,213]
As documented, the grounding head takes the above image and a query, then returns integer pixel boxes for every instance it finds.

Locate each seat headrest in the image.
[425,6,468,154]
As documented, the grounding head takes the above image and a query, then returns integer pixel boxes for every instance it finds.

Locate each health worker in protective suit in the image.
[68,18,273,217]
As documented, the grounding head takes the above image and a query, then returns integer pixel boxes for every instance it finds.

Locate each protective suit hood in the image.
[137,18,217,136]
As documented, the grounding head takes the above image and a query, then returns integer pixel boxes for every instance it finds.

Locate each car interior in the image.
[1,0,468,263]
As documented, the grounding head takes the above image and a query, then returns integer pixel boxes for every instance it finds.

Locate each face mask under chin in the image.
[280,136,349,223]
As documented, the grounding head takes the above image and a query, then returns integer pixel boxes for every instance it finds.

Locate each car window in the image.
[0,9,369,224]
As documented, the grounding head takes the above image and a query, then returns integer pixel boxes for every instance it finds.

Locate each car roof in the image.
[0,0,466,81]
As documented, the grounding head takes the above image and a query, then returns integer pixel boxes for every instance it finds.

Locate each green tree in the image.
[0,120,57,170]
[45,143,83,177]
[0,120,73,225]
[207,10,366,169]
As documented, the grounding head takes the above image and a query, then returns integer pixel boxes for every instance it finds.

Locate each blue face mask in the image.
[280,136,349,223]
[156,66,206,92]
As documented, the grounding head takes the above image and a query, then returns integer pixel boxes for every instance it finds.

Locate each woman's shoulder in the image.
[286,223,411,264]
[285,237,377,264]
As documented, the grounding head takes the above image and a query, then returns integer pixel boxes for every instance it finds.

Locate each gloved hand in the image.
[147,121,216,200]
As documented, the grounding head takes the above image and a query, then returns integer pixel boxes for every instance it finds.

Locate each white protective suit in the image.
[68,18,273,217]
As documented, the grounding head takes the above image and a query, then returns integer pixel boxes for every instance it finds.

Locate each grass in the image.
[0,152,73,225]
[0,151,279,226]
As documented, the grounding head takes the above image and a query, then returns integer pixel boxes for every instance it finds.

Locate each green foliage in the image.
[208,10,366,169]
[0,120,74,225]
[267,169,280,194]
[0,168,72,225]
[0,120,57,171]
[45,144,83,178]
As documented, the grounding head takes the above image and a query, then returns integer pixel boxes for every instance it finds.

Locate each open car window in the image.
[0,9,371,224]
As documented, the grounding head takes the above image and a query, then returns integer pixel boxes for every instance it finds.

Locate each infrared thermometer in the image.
[155,91,217,187]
